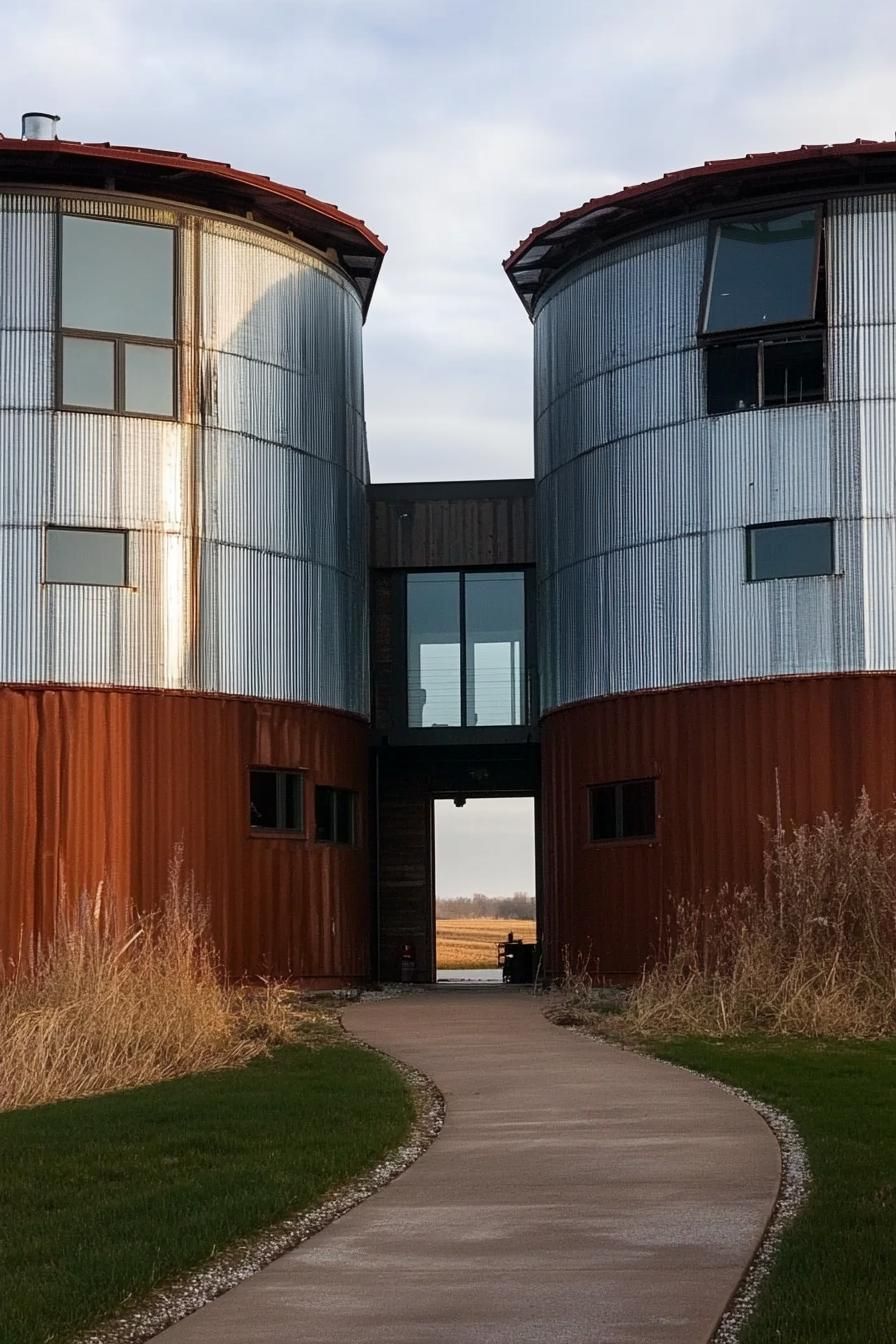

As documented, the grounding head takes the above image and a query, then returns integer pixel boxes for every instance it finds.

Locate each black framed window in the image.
[746,520,835,582]
[249,769,304,833]
[701,208,826,415]
[406,570,526,728]
[315,786,356,844]
[706,335,824,414]
[45,526,128,586]
[589,780,656,842]
[702,209,821,334]
[58,215,176,417]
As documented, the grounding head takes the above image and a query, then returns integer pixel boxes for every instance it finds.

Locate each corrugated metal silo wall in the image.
[0,191,370,979]
[0,685,370,981]
[534,193,896,975]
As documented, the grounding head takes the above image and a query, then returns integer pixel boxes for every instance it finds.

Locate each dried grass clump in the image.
[628,792,896,1039]
[0,849,299,1112]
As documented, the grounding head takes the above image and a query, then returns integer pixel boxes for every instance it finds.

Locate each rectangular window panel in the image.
[407,572,461,727]
[45,527,127,586]
[61,216,175,339]
[249,770,278,829]
[703,209,820,334]
[590,779,656,842]
[61,335,115,409]
[762,337,824,408]
[249,769,304,832]
[590,785,617,842]
[706,342,759,415]
[125,343,174,416]
[316,786,356,844]
[464,572,526,726]
[620,781,656,840]
[283,772,302,832]
[747,521,834,581]
[335,789,355,845]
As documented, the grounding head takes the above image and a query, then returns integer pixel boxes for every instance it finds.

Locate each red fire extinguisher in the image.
[400,941,416,984]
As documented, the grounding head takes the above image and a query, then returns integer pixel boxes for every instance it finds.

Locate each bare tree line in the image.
[436,892,534,920]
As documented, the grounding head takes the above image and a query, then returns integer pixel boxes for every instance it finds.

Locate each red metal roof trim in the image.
[0,137,386,314]
[505,138,896,313]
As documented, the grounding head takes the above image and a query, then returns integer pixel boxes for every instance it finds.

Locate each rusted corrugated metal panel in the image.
[540,674,896,979]
[370,486,535,569]
[0,686,369,983]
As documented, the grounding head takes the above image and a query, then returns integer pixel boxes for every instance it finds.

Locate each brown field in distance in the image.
[436,918,537,969]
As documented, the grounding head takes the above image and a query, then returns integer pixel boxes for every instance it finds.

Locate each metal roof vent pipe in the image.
[21,112,60,140]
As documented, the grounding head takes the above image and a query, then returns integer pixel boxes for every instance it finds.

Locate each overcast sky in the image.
[434,798,535,899]
[6,0,895,891]
[7,0,896,485]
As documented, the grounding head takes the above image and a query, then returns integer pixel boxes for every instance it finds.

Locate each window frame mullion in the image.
[459,571,468,728]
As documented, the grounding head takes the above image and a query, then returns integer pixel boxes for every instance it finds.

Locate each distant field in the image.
[437,918,537,969]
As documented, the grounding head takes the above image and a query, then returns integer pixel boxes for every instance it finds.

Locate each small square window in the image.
[747,520,834,581]
[45,527,127,586]
[316,786,356,844]
[249,769,304,833]
[589,779,656,843]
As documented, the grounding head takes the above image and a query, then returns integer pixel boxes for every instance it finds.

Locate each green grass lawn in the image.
[0,1035,414,1344]
[652,1036,896,1344]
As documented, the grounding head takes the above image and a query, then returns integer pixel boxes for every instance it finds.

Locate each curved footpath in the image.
[161,990,780,1343]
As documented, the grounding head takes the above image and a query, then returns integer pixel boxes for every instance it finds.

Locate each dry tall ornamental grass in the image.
[0,850,298,1112]
[628,791,896,1039]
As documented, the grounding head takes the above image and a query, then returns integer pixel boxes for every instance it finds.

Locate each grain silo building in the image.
[0,117,382,982]
[506,140,896,978]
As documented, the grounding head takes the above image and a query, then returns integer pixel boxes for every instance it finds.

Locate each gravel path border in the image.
[73,1038,444,1344]
[693,1070,810,1344]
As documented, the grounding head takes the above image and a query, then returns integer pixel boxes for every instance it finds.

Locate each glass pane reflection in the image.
[61,216,174,339]
[407,572,461,727]
[125,344,174,415]
[748,521,834,581]
[62,336,115,409]
[704,210,818,333]
[465,572,525,726]
[46,528,127,585]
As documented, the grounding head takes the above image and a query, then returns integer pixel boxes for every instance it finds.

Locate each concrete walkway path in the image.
[161,990,780,1344]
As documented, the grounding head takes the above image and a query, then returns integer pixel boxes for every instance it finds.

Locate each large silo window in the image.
[406,570,527,728]
[58,215,176,417]
[702,209,821,334]
[746,520,835,581]
[701,207,825,416]
[45,526,128,586]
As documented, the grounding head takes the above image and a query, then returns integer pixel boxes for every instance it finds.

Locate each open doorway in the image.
[433,796,536,983]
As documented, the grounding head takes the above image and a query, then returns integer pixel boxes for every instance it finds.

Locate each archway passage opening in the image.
[433,795,537,984]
